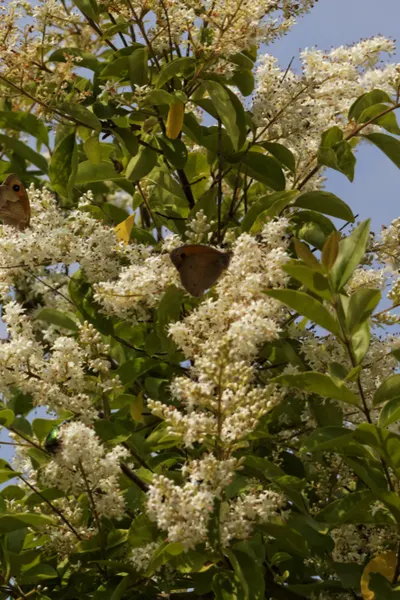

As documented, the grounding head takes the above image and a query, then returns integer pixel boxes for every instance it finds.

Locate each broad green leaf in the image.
[363,133,400,168]
[373,374,400,407]
[0,409,14,428]
[241,192,295,232]
[318,141,356,182]
[320,126,344,147]
[230,68,254,96]
[261,141,296,172]
[49,132,76,197]
[101,22,130,39]
[274,372,360,405]
[283,262,332,300]
[32,418,63,443]
[349,89,393,121]
[129,47,149,87]
[48,47,99,71]
[113,127,139,157]
[147,542,185,575]
[241,151,285,191]
[358,103,400,135]
[36,308,79,331]
[0,468,19,483]
[99,56,129,78]
[0,514,55,533]
[379,397,400,428]
[143,90,175,106]
[302,427,354,452]
[83,135,101,163]
[212,572,243,600]
[321,231,340,270]
[346,288,381,333]
[156,57,195,88]
[76,160,125,183]
[159,136,187,168]
[225,549,265,600]
[265,289,340,336]
[128,514,158,548]
[0,111,48,146]
[293,239,322,270]
[19,564,58,583]
[316,490,386,525]
[60,102,101,131]
[294,191,354,222]
[204,80,246,150]
[72,0,98,22]
[229,52,254,69]
[351,320,371,365]
[0,134,48,173]
[115,357,157,385]
[126,145,158,181]
[330,219,371,291]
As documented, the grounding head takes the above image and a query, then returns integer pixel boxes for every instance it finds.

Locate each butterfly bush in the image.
[1,0,400,595]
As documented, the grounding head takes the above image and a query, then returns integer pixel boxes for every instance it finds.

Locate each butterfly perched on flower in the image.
[170,244,232,297]
[0,174,30,230]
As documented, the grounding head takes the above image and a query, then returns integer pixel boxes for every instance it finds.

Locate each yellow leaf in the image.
[130,392,144,423]
[361,551,398,600]
[114,214,135,244]
[166,102,185,139]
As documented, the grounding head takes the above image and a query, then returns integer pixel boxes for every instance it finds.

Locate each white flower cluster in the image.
[0,304,116,422]
[0,186,125,299]
[147,455,237,549]
[185,209,213,243]
[42,422,129,519]
[252,36,400,188]
[220,489,284,546]
[130,542,159,572]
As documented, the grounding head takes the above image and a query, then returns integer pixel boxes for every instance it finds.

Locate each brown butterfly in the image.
[170,244,232,297]
[0,174,30,230]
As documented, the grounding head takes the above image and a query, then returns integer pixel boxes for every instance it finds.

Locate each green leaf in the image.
[0,468,19,483]
[226,549,265,600]
[363,133,400,168]
[156,57,195,88]
[143,90,176,106]
[351,320,371,365]
[84,136,101,163]
[230,68,254,96]
[129,47,149,87]
[330,219,371,291]
[0,134,48,173]
[48,47,100,71]
[158,136,188,169]
[283,262,332,300]
[373,374,400,407]
[302,427,354,452]
[113,127,138,157]
[147,542,185,575]
[265,289,340,336]
[229,52,254,69]
[379,397,400,428]
[241,192,296,232]
[32,419,63,444]
[260,141,296,173]
[19,564,58,584]
[0,409,14,428]
[212,572,243,600]
[358,104,400,135]
[115,357,157,386]
[37,308,79,332]
[241,152,285,191]
[49,132,76,197]
[0,514,55,533]
[76,160,125,183]
[349,89,393,121]
[126,145,158,181]
[316,490,384,524]
[346,288,381,333]
[60,102,101,131]
[72,0,98,22]
[320,126,344,147]
[204,80,246,151]
[274,372,360,405]
[318,141,356,182]
[0,111,48,146]
[294,191,354,222]
[128,514,158,548]
[99,56,129,79]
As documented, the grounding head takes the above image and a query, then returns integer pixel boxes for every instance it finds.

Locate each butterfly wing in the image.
[0,175,30,230]
[170,245,231,297]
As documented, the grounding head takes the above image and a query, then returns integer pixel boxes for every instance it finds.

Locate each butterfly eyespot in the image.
[12,184,20,192]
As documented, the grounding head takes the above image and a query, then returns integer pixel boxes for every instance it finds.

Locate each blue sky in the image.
[270,0,400,233]
[1,1,400,465]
